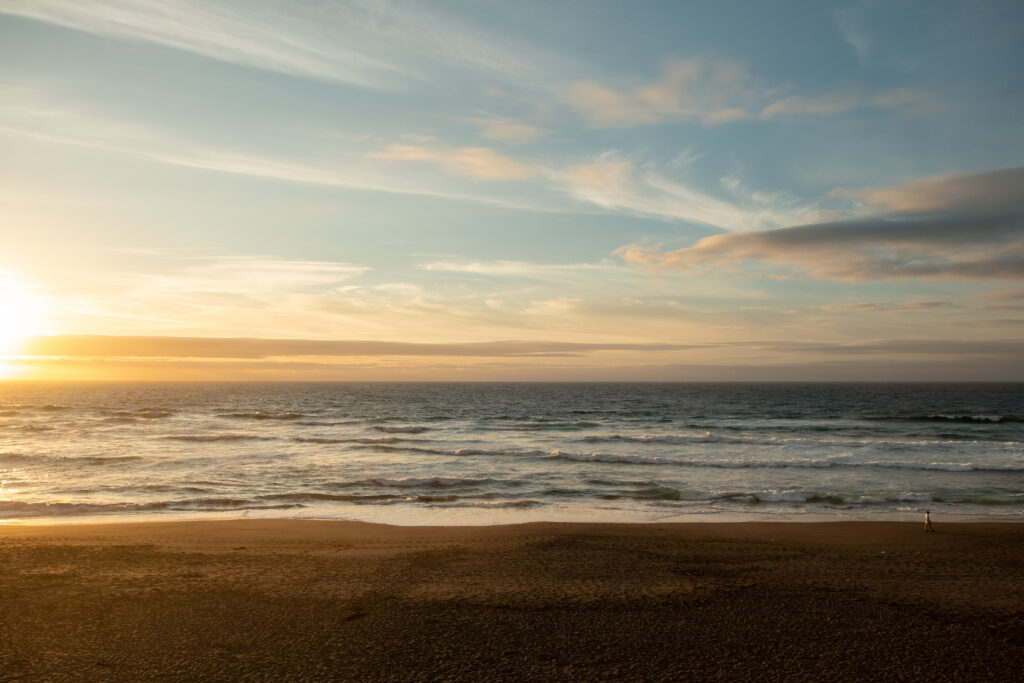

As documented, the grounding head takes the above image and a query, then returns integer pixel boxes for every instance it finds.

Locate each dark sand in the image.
[1,520,1022,681]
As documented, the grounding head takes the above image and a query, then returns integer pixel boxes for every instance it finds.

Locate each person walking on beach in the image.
[924,510,935,532]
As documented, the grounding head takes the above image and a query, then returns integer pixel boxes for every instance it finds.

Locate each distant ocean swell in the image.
[1,382,1022,522]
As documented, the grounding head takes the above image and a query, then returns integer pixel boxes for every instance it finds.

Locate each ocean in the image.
[1,382,1022,524]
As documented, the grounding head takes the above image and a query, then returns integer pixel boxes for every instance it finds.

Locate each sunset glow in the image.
[1,1,1022,380]
[0,272,39,355]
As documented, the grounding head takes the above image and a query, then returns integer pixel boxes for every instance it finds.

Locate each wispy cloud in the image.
[566,55,935,128]
[618,166,1024,281]
[760,88,935,117]
[558,155,821,231]
[567,57,755,127]
[419,260,616,277]
[369,142,536,180]
[0,0,565,91]
[464,115,547,143]
[0,96,559,211]
[40,254,376,338]
[1,0,410,89]
[136,256,368,295]
[819,301,960,314]
[835,5,872,64]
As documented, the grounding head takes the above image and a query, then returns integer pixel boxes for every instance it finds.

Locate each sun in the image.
[0,271,41,357]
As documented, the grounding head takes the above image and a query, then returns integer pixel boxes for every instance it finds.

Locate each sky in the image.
[1,0,1023,381]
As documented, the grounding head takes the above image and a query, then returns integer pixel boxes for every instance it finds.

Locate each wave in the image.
[138,409,173,419]
[163,434,271,442]
[372,425,429,434]
[868,414,1024,424]
[103,409,172,419]
[352,443,548,459]
[352,444,451,456]
[368,476,487,488]
[444,500,540,509]
[581,432,758,446]
[82,455,145,464]
[218,412,303,421]
[0,451,34,464]
[39,404,72,411]
[416,494,460,503]
[345,442,1022,473]
[932,493,1024,506]
[546,449,1024,472]
[5,454,148,465]
[585,429,1021,447]
[259,491,467,504]
[488,421,601,432]
[259,492,396,503]
[293,436,405,445]
[704,490,1024,508]
[709,490,851,505]
[632,486,684,501]
[0,497,302,517]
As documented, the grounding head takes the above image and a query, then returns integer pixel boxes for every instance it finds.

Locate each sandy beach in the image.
[1,519,1022,681]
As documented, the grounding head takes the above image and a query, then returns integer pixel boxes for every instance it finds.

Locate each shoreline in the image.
[3,519,1022,680]
[2,505,1022,527]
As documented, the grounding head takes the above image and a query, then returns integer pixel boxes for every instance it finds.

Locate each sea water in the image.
[1,382,1022,524]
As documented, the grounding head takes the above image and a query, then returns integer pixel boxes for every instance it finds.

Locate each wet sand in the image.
[1,519,1022,681]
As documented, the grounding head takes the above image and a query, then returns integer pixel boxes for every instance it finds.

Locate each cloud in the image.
[760,88,936,118]
[737,338,1024,358]
[369,143,536,180]
[567,58,755,127]
[1,0,409,89]
[0,97,558,211]
[559,155,820,231]
[36,252,393,340]
[833,166,1024,214]
[139,256,369,294]
[567,56,935,128]
[19,335,1022,382]
[818,301,959,314]
[464,115,546,143]
[617,166,1024,281]
[42,333,1016,362]
[419,260,615,277]
[835,6,872,64]
[564,160,635,191]
[24,335,698,359]
[619,214,1024,281]
[0,0,565,92]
